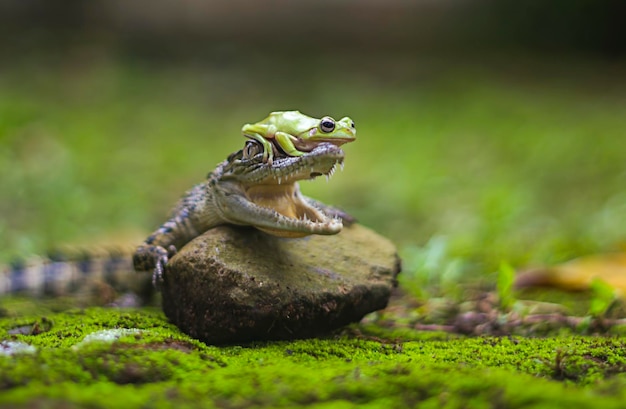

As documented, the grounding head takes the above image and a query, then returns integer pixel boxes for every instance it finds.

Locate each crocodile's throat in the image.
[245,183,328,238]
[246,183,326,221]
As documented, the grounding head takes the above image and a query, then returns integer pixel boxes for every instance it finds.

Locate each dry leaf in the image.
[515,253,626,296]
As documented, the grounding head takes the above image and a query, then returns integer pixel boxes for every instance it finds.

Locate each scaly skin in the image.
[0,246,150,302]
[133,141,353,287]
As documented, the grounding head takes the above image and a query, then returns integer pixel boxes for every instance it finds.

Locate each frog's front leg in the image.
[274,131,306,157]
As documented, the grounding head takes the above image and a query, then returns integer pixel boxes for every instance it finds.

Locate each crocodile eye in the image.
[350,121,355,128]
[320,117,335,133]
[243,140,262,159]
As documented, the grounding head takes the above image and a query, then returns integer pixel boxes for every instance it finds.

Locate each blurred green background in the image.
[1,0,625,282]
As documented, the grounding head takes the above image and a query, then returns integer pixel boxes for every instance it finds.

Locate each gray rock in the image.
[161,224,400,344]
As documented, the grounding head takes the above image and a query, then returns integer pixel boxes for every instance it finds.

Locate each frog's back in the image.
[271,110,317,132]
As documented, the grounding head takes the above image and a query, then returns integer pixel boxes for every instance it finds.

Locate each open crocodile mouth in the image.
[244,143,345,237]
[246,183,329,222]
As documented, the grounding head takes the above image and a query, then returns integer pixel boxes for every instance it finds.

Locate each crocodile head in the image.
[214,142,346,238]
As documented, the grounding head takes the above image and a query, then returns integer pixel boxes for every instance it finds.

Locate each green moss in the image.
[1,308,626,407]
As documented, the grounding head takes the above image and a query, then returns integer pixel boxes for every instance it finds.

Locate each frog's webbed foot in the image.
[133,244,178,290]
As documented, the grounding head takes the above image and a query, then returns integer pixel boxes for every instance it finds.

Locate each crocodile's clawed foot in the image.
[152,245,178,289]
[152,254,168,290]
[133,244,171,290]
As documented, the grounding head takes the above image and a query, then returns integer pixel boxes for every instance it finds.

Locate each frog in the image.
[241,110,356,163]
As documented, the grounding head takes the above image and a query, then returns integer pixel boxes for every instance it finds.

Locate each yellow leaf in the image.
[515,253,626,296]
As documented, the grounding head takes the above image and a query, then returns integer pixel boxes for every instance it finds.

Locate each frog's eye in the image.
[350,121,355,128]
[320,117,335,133]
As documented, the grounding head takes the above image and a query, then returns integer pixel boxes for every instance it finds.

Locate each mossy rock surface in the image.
[161,224,400,344]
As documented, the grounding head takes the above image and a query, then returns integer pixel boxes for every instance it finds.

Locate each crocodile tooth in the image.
[277,176,282,184]
[325,174,330,182]
[340,162,345,171]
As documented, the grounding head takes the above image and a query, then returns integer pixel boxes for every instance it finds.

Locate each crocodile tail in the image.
[0,245,153,305]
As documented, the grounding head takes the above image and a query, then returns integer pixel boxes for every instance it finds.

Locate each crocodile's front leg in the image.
[133,183,222,287]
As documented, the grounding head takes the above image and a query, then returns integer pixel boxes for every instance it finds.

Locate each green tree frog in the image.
[242,111,356,163]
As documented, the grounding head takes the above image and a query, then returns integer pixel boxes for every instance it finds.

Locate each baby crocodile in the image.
[133,141,353,286]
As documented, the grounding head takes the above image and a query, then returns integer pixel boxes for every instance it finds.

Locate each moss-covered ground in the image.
[2,54,626,407]
[1,304,626,408]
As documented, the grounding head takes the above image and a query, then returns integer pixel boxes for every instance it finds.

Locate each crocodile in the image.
[1,141,352,299]
[2,140,357,319]
[133,140,352,287]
